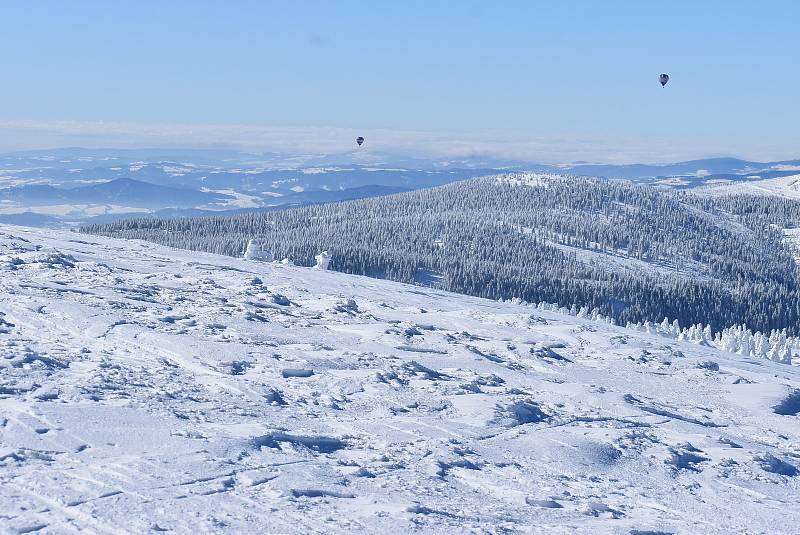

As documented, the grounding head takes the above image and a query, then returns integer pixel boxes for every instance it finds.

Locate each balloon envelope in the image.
[659,73,669,87]
[356,136,364,146]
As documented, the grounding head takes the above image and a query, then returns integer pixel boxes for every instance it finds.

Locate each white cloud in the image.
[0,119,796,165]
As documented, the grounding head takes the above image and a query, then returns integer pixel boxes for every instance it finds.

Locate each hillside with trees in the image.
[82,173,800,335]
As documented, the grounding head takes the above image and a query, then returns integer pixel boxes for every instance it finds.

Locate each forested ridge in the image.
[81,173,800,335]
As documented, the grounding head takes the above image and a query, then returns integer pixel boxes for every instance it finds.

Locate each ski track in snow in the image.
[1,225,799,534]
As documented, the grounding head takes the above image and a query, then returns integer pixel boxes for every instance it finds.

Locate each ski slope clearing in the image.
[1,226,799,534]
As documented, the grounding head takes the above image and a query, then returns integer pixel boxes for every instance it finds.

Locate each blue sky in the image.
[1,1,798,162]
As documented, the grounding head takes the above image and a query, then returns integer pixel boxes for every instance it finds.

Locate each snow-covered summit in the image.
[493,172,563,187]
[1,226,799,534]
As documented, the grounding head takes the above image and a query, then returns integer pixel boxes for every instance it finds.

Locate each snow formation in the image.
[314,250,331,270]
[243,239,273,262]
[1,226,799,534]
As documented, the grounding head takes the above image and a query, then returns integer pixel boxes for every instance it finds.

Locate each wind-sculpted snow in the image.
[1,226,800,534]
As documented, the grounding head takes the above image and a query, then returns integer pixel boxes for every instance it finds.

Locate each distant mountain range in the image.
[557,157,800,186]
[0,211,64,227]
[0,177,230,208]
[1,148,799,227]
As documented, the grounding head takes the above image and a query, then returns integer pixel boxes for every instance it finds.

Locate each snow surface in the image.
[695,173,800,199]
[1,226,800,534]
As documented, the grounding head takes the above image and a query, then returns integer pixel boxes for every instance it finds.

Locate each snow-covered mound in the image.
[1,226,799,534]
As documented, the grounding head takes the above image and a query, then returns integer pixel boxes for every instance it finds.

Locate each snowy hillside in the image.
[1,226,800,534]
[695,174,800,199]
[84,172,800,336]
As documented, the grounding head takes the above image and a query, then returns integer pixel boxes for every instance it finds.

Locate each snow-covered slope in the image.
[1,226,799,534]
[695,173,800,198]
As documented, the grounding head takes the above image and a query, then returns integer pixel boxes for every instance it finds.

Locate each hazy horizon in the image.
[1,120,798,166]
[3,1,799,165]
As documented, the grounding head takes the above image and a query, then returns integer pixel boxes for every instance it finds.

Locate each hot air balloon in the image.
[659,73,669,87]
[356,136,364,147]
